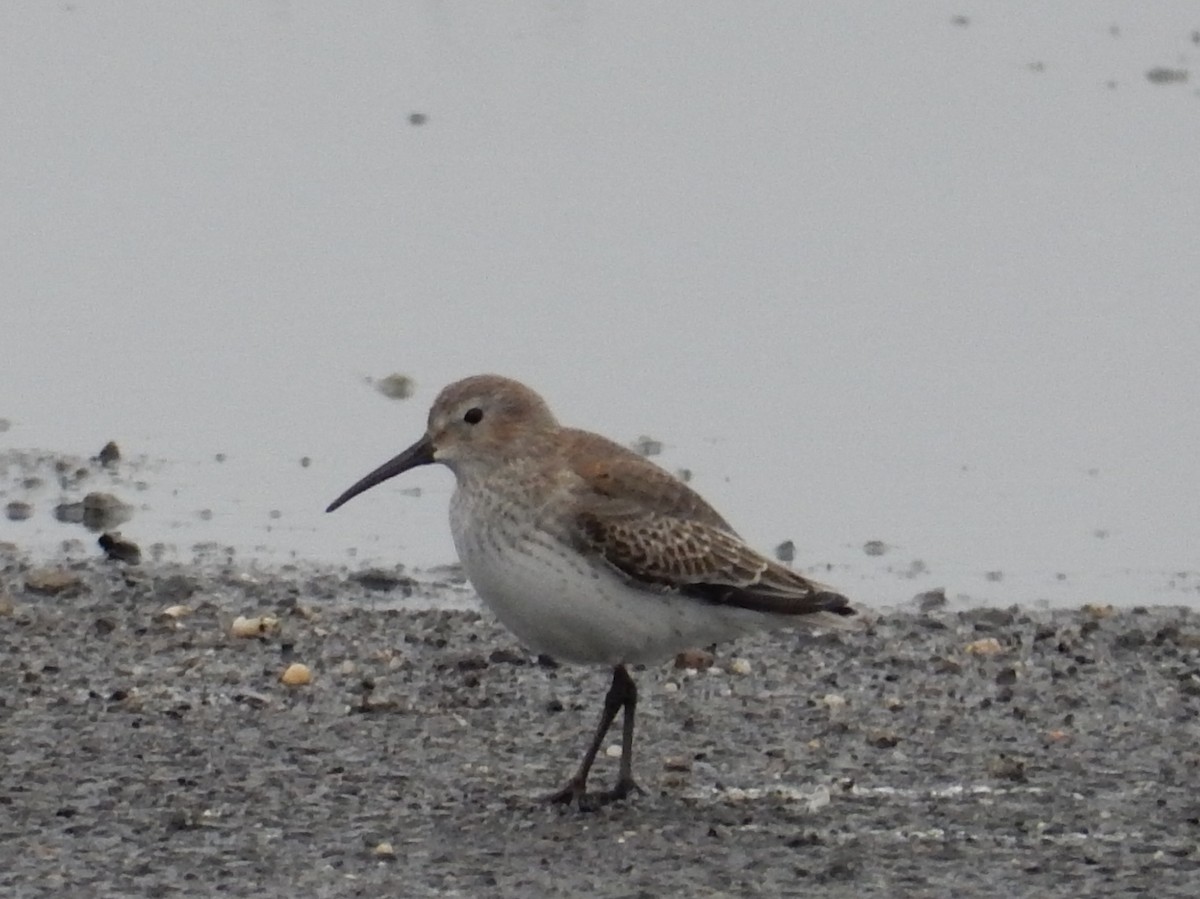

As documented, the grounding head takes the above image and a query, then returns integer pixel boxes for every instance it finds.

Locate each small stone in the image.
[160,604,192,619]
[965,637,1004,656]
[280,663,312,686]
[25,568,85,596]
[631,435,662,457]
[867,729,899,749]
[95,441,121,466]
[605,744,622,759]
[374,373,415,400]
[821,693,847,710]
[984,570,1004,583]
[4,501,33,522]
[987,754,1027,782]
[350,568,415,594]
[884,696,904,711]
[674,649,714,670]
[675,468,692,483]
[1082,603,1114,619]
[231,615,280,638]
[663,756,692,772]
[300,456,312,468]
[372,840,397,858]
[488,648,526,665]
[98,532,141,564]
[863,540,888,556]
[728,658,752,676]
[914,588,947,611]
[81,492,132,530]
[774,540,795,563]
[407,112,427,126]
[1146,67,1188,85]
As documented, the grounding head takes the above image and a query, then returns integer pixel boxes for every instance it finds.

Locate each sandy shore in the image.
[2,552,1199,898]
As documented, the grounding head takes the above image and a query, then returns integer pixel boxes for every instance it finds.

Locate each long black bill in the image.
[325,435,436,513]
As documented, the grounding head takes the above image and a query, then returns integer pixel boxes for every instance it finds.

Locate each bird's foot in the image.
[542,775,644,811]
[542,776,587,807]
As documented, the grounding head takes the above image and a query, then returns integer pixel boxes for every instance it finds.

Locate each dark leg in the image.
[544,665,643,808]
[597,666,645,803]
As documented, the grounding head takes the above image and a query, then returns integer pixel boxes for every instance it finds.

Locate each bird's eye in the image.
[463,407,483,425]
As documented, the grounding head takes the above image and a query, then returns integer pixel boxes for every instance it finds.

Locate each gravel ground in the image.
[3,552,1200,898]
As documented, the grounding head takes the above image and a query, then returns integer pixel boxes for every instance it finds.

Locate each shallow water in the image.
[2,3,1198,607]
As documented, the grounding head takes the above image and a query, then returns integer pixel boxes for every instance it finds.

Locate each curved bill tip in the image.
[325,434,435,513]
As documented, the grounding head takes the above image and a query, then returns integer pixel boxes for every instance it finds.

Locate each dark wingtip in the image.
[812,590,856,616]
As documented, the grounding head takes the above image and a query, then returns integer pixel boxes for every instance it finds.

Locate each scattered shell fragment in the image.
[280,663,312,686]
[161,604,192,619]
[965,637,1004,656]
[728,658,752,676]
[231,615,280,638]
[1082,603,1115,619]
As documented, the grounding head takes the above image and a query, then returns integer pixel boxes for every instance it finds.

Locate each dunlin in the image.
[327,375,857,808]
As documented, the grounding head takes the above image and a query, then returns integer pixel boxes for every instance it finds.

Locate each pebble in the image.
[231,615,280,638]
[674,649,714,670]
[159,605,192,619]
[1082,603,1115,619]
[24,568,85,596]
[280,663,312,686]
[964,637,1004,656]
[4,501,33,522]
[728,658,752,676]
[98,532,141,564]
[95,441,121,466]
[373,373,415,400]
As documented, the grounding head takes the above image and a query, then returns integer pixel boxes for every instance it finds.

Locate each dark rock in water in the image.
[349,568,415,594]
[373,373,415,400]
[95,441,121,466]
[863,540,888,556]
[98,532,141,564]
[774,540,795,563]
[914,588,947,611]
[4,501,33,522]
[54,492,133,532]
[631,435,663,457]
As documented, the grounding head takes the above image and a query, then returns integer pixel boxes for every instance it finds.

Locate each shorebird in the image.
[327,375,857,808]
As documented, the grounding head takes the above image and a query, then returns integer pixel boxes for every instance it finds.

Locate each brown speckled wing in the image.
[563,430,851,617]
[561,429,735,533]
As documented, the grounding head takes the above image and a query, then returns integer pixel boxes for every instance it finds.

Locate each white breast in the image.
[449,485,778,665]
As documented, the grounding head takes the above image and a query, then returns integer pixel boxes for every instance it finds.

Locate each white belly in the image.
[450,494,778,665]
